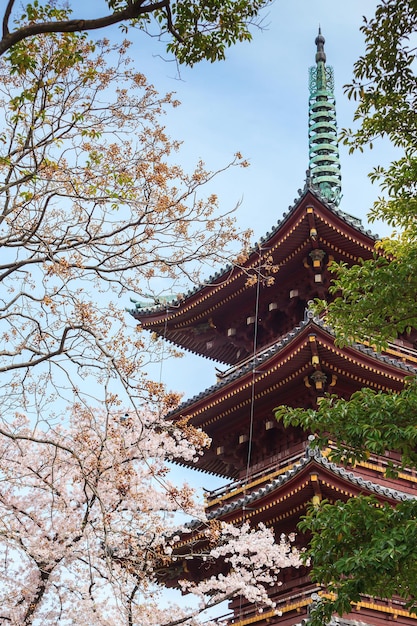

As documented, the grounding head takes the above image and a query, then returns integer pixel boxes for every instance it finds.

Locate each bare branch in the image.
[2,0,15,38]
[0,0,171,57]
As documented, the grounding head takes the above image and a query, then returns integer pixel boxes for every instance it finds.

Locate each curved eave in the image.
[174,319,416,427]
[131,189,378,364]
[206,447,417,525]
[170,319,417,477]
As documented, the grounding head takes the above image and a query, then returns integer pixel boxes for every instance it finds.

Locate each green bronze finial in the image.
[315,26,326,63]
[308,28,342,205]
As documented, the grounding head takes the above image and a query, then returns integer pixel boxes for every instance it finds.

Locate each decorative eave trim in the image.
[170,317,417,419]
[205,446,416,520]
[130,187,379,323]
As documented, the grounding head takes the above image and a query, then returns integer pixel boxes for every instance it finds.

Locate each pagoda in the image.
[132,31,417,626]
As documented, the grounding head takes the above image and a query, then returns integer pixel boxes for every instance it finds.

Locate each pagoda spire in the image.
[308,28,342,205]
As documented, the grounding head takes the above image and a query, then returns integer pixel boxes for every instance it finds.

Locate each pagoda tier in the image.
[164,444,417,626]
[208,444,417,626]
[132,187,379,365]
[203,445,417,533]
[169,317,417,478]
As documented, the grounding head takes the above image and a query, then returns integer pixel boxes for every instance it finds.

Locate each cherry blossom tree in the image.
[0,406,301,625]
[0,9,301,625]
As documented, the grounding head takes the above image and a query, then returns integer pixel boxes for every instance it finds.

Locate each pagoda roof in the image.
[169,318,417,477]
[175,439,417,626]
[199,444,417,626]
[205,444,417,523]
[131,187,379,365]
[173,317,417,417]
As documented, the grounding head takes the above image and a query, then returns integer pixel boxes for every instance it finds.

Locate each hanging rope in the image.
[238,247,263,619]
[156,306,170,419]
[239,248,262,498]
[244,247,263,488]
